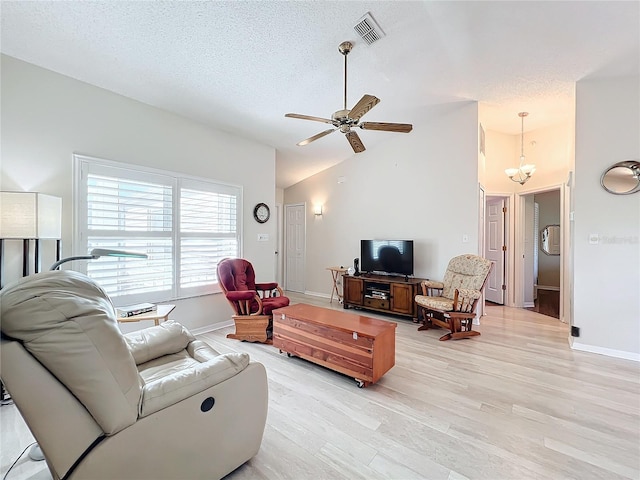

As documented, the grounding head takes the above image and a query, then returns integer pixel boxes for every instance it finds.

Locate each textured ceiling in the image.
[2,1,638,188]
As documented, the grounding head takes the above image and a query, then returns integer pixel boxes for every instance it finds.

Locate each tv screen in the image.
[361,240,414,276]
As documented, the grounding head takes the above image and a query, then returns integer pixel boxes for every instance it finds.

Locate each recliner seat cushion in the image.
[415,295,454,311]
[138,342,250,417]
[261,296,290,315]
[0,271,142,435]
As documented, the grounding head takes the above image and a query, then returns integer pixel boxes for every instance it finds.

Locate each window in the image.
[75,155,241,304]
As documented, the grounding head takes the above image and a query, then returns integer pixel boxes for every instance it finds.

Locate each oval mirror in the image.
[541,225,560,256]
[601,160,640,195]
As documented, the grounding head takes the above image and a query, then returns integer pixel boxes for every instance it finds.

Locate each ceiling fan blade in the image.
[359,122,413,133]
[297,128,336,146]
[348,94,380,121]
[285,113,335,125]
[345,131,366,153]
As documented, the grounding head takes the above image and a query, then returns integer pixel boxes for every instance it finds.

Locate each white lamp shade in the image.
[0,192,62,239]
[505,168,519,177]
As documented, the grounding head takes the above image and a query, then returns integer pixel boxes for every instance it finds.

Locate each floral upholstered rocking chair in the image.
[415,254,492,341]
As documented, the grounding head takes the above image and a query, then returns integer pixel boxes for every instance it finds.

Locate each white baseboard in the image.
[536,285,560,291]
[305,290,330,299]
[190,320,234,335]
[523,302,535,308]
[571,340,640,362]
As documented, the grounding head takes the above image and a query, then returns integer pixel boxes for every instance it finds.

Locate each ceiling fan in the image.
[285,41,413,153]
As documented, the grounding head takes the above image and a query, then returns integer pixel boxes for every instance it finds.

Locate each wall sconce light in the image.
[313,204,323,216]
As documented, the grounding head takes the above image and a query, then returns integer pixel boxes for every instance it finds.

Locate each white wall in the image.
[284,101,480,297]
[573,75,640,359]
[1,55,277,331]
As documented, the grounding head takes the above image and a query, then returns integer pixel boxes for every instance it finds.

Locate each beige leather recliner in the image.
[0,270,268,480]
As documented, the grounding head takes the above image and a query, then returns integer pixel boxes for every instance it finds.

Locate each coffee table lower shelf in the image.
[273,304,396,388]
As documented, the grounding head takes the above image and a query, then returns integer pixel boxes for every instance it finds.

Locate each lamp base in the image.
[28,444,45,461]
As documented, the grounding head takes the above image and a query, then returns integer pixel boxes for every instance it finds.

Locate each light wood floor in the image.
[2,293,639,480]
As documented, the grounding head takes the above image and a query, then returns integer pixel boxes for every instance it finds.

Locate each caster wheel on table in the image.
[355,379,365,388]
[287,353,292,358]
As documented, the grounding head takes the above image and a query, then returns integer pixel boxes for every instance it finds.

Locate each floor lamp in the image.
[50,248,149,270]
[0,192,63,460]
[0,191,62,289]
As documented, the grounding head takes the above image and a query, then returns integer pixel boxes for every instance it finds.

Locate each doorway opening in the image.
[484,187,564,321]
[522,188,562,319]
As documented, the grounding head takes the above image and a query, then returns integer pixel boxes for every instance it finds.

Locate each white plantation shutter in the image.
[179,182,239,289]
[76,155,241,304]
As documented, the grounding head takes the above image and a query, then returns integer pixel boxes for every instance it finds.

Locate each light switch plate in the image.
[257,233,269,241]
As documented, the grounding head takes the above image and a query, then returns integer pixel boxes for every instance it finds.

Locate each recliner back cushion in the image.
[218,258,256,292]
[0,271,142,435]
[441,255,492,300]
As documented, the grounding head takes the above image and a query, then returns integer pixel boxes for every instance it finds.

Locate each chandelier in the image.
[505,112,536,185]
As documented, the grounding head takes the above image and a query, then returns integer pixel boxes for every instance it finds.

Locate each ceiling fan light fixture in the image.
[285,41,412,153]
[505,112,536,185]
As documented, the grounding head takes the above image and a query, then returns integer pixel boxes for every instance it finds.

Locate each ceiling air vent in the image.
[353,12,385,46]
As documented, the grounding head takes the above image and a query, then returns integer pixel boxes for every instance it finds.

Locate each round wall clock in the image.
[253,203,270,223]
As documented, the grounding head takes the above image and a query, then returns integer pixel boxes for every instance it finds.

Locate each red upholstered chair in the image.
[217,258,290,343]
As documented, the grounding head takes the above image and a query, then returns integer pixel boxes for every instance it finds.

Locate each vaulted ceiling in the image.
[2,1,638,188]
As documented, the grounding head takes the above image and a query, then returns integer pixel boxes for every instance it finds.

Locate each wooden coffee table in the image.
[272,303,396,388]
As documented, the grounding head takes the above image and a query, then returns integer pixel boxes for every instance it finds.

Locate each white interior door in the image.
[284,203,305,292]
[485,197,506,304]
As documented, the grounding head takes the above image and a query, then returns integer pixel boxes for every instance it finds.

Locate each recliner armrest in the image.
[421,280,444,296]
[226,290,259,301]
[256,283,285,299]
[456,288,482,300]
[255,282,278,291]
[125,321,195,365]
[139,351,250,417]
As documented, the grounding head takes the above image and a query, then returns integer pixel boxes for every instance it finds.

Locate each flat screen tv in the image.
[360,240,414,276]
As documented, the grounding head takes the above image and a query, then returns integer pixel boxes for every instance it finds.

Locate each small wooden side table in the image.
[326,266,348,303]
[117,304,176,326]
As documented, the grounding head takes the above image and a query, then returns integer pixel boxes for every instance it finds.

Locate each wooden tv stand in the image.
[343,274,426,320]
